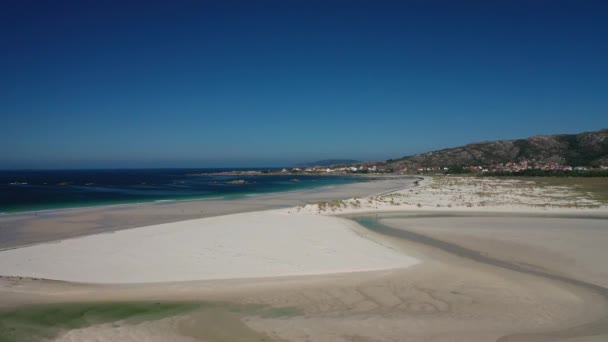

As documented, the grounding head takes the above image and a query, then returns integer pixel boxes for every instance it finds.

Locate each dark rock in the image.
[225,179,248,185]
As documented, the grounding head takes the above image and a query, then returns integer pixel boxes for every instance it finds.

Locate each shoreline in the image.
[0,176,420,250]
[0,174,413,217]
[0,195,231,217]
[0,174,380,216]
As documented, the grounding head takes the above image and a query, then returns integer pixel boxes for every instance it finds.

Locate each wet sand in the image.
[1,212,607,342]
[352,213,608,341]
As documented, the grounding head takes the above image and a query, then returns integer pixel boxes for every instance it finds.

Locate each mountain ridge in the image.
[384,129,608,169]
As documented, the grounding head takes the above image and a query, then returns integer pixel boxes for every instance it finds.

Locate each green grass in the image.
[314,200,348,211]
[0,301,301,342]
[0,302,200,342]
[259,306,299,318]
[524,177,608,204]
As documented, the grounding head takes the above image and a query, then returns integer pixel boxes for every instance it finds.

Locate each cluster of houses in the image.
[437,160,607,173]
[416,166,448,172]
[279,159,607,175]
[480,160,607,173]
[282,165,383,174]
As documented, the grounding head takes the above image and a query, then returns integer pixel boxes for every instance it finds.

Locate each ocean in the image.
[0,169,364,214]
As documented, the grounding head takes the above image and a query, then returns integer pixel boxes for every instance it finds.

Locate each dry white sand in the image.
[0,210,419,284]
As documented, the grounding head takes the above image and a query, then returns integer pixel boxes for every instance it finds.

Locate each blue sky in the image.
[2,0,607,168]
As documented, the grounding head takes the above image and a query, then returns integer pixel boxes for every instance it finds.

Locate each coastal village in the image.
[280,159,608,175]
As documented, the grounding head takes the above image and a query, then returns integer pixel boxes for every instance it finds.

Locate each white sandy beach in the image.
[0,210,419,284]
[1,176,608,342]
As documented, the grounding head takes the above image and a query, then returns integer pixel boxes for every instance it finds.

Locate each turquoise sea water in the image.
[0,169,364,214]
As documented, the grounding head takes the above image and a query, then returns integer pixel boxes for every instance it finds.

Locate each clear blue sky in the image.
[2,0,607,169]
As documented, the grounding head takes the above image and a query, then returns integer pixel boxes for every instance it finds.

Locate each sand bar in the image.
[0,210,419,283]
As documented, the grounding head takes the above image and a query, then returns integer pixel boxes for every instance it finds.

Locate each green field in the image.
[524,177,608,204]
[0,300,298,342]
[0,302,200,342]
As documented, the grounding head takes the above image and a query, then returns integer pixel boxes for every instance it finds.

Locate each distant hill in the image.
[385,129,608,168]
[294,159,360,167]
